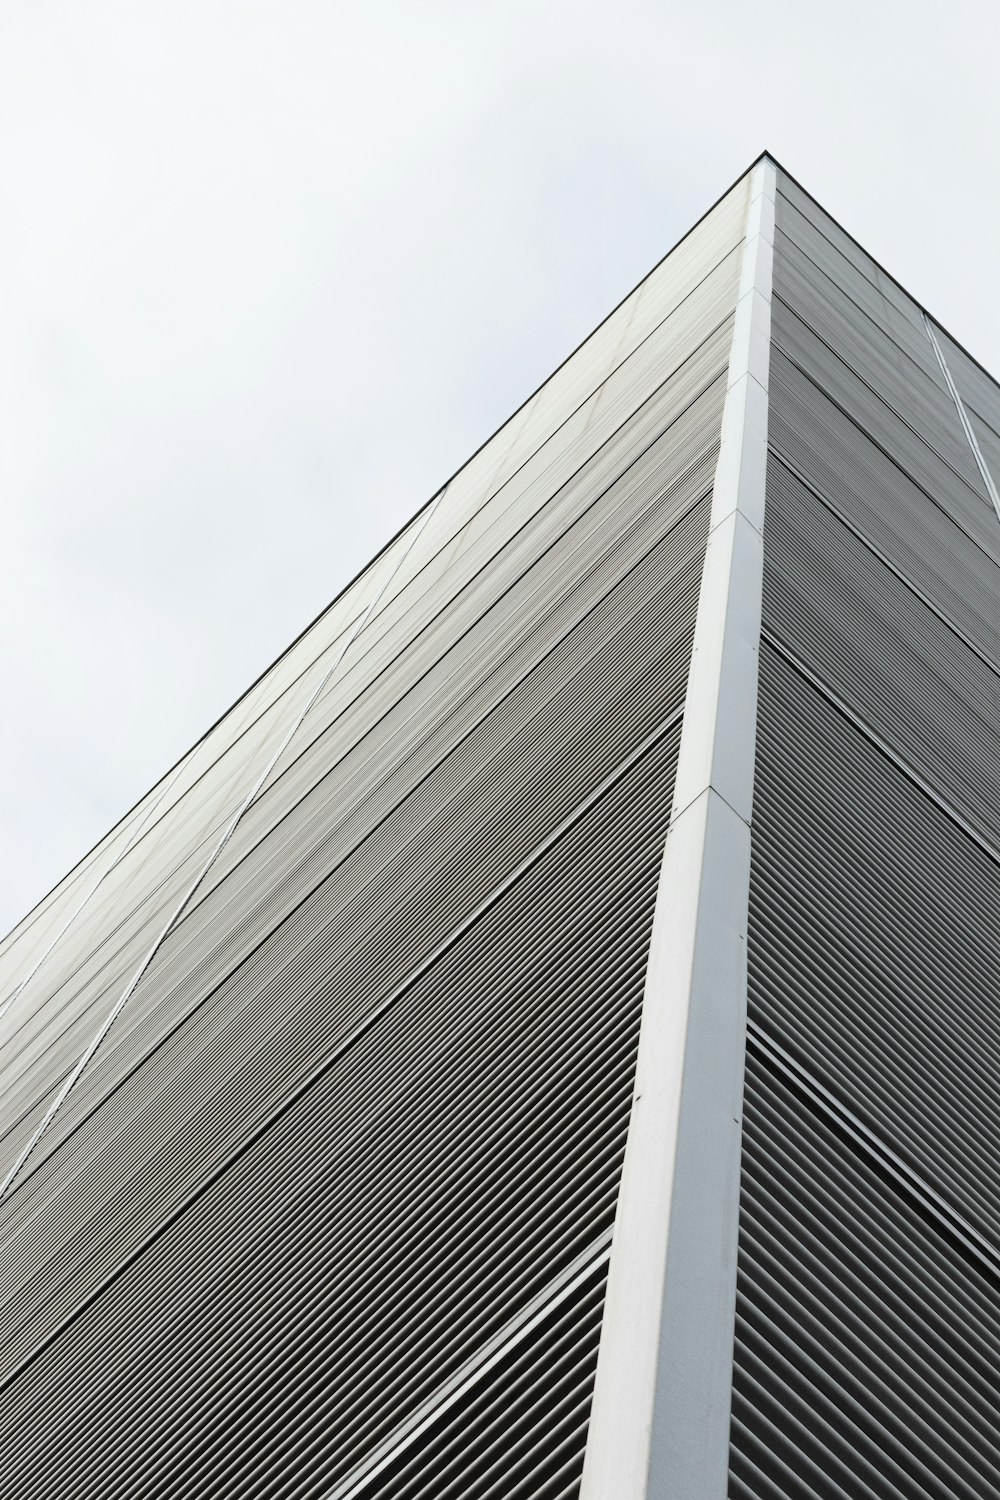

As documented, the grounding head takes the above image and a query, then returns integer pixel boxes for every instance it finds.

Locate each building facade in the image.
[0,155,998,1498]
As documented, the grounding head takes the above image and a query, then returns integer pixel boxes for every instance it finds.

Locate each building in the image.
[0,153,998,1499]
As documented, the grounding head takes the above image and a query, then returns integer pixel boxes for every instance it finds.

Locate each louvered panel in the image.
[969,408,1000,496]
[771,299,993,533]
[775,176,921,331]
[7,332,725,1185]
[772,194,936,377]
[221,312,734,846]
[929,319,1000,437]
[771,229,973,481]
[749,646,1000,1259]
[0,719,680,1499]
[8,482,708,1205]
[730,1049,1000,1500]
[371,243,742,616]
[769,358,1000,665]
[0,582,698,1363]
[362,1257,608,1500]
[763,461,1000,851]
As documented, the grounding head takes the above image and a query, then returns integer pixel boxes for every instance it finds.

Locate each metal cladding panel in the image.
[362,1260,610,1500]
[750,646,1000,1248]
[770,298,994,535]
[0,502,708,1376]
[732,1049,1000,1500]
[2,390,722,1195]
[1,725,682,1499]
[763,461,1000,852]
[774,174,923,333]
[930,319,1000,442]
[772,232,980,484]
[0,171,748,1499]
[731,173,1000,1494]
[0,311,733,1188]
[768,355,1000,669]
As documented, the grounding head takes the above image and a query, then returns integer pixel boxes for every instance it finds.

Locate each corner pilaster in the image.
[580,156,775,1500]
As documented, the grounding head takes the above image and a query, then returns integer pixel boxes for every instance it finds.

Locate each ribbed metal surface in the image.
[0,504,704,1364]
[750,646,1000,1248]
[0,170,748,1498]
[363,1259,609,1500]
[731,1048,1000,1500]
[768,355,1000,669]
[764,461,1000,851]
[771,298,994,538]
[0,316,733,1191]
[930,319,1000,454]
[731,171,1000,1495]
[1,724,682,1499]
[773,227,980,486]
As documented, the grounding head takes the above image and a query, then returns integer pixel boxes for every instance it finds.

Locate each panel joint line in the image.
[924,313,1000,527]
[0,489,448,1202]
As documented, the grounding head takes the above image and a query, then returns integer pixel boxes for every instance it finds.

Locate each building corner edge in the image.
[580,157,775,1500]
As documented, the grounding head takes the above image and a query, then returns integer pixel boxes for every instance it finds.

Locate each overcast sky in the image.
[2,0,998,935]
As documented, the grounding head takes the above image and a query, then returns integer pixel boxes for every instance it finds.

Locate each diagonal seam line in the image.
[0,484,448,1203]
[0,508,706,1195]
[201,332,735,870]
[322,1230,614,1500]
[923,313,1000,528]
[0,757,188,1034]
[773,291,989,506]
[771,349,1000,573]
[96,254,741,901]
[0,193,749,972]
[0,709,682,1389]
[747,1020,1000,1281]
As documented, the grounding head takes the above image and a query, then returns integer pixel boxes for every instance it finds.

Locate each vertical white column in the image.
[580,157,775,1500]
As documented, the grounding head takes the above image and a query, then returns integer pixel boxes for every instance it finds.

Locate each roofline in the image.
[1,151,768,950]
[760,149,999,393]
[8,146,996,949]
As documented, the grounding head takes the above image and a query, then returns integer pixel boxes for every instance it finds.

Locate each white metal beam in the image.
[580,155,775,1500]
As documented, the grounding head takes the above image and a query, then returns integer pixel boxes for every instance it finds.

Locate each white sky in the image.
[2,0,998,935]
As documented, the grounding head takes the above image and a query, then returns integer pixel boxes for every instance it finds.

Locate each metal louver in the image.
[4,152,1000,1500]
[0,163,751,1500]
